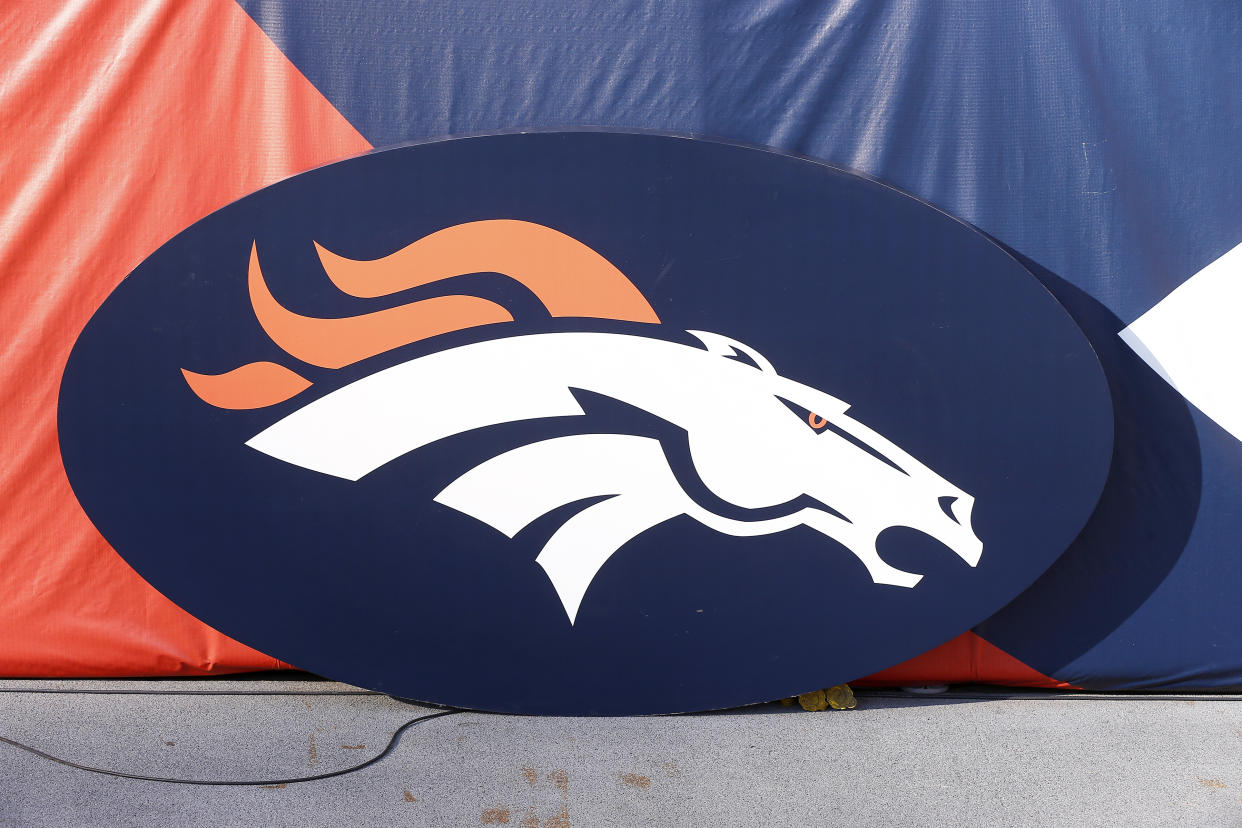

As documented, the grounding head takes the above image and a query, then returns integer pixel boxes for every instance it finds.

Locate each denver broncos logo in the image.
[181,219,983,623]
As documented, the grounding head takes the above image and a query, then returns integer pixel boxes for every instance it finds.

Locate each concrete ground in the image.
[0,679,1239,827]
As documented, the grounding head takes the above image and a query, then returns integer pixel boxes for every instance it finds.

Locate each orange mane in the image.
[183,220,660,409]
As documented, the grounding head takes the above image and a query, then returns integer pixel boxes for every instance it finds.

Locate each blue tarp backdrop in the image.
[1,1,1238,689]
[236,0,1242,689]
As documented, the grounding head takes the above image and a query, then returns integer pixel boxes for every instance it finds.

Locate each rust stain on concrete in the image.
[619,772,652,790]
[543,806,570,828]
[1199,778,1228,790]
[481,806,511,823]
[402,789,418,802]
[521,766,538,787]
[546,769,571,826]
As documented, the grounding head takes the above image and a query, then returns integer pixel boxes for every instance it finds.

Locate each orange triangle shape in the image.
[856,631,1078,688]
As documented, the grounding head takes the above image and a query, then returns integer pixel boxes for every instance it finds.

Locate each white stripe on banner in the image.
[1120,241,1242,441]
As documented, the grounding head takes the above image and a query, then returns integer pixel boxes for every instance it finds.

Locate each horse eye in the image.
[777,397,829,432]
[778,396,909,474]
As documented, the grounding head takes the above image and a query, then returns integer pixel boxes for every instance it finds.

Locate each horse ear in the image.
[685,330,776,374]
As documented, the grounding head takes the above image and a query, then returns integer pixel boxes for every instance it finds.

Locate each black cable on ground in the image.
[0,709,460,786]
[3,685,1240,786]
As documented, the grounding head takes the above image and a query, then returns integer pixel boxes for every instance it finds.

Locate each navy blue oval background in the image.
[59,132,1112,714]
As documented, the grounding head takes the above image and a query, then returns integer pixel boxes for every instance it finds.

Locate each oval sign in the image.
[59,132,1112,714]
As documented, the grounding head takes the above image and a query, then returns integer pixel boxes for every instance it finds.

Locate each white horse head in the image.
[247,328,982,622]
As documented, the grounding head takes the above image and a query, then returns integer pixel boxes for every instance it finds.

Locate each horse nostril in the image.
[938,496,960,524]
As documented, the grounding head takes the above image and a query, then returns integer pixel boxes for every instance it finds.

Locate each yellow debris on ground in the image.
[825,684,857,709]
[788,684,858,711]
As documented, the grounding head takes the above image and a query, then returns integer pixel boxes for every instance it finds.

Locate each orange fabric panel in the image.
[0,0,370,675]
[857,632,1077,689]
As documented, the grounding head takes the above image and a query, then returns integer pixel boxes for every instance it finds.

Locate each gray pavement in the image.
[0,679,1240,827]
